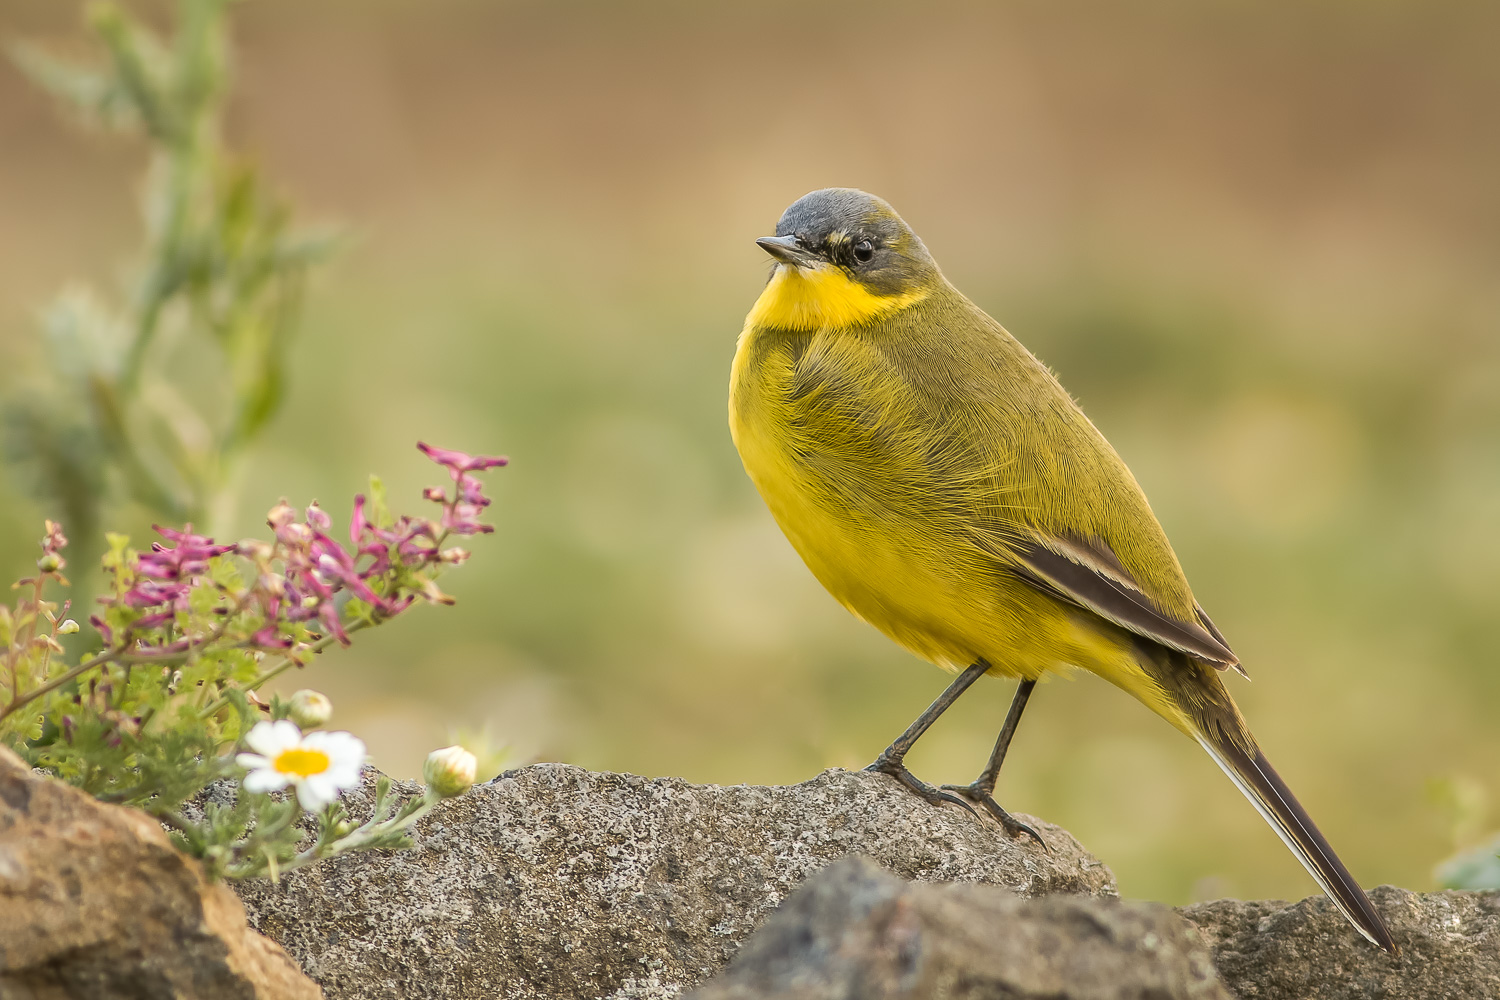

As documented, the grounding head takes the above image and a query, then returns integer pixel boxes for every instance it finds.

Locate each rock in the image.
[1181,887,1500,999]
[235,764,1114,1000]
[684,855,1230,1000]
[16,739,1498,1000]
[0,746,320,1000]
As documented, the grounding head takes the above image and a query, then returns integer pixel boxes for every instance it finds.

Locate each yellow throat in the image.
[745,263,928,332]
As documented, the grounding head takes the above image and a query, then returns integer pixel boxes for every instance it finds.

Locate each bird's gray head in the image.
[756,188,940,298]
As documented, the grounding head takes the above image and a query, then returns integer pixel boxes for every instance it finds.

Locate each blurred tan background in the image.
[2,0,1498,907]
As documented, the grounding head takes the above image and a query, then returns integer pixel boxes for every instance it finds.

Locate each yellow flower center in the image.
[273,747,331,778]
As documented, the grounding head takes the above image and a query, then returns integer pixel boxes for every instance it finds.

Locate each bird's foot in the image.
[939,780,1048,850]
[865,755,979,818]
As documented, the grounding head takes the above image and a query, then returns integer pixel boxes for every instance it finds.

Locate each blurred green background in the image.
[2,0,1498,907]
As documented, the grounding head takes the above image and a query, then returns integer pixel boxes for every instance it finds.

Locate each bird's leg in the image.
[865,660,989,817]
[942,678,1046,848]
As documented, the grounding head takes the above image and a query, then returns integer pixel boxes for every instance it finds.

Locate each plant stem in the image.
[117,0,226,401]
[30,600,70,697]
[7,575,50,702]
[117,291,166,402]
[0,647,120,724]
[196,617,375,721]
[223,791,441,881]
[1,587,253,726]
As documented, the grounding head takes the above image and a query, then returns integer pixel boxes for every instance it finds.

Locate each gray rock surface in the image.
[684,855,1230,1000]
[1181,887,1500,999]
[235,763,1113,1000]
[0,746,320,1000]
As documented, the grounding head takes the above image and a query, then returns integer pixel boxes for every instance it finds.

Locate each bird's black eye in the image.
[853,239,875,264]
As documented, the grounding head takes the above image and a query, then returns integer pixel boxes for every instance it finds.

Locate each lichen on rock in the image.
[235,763,1112,1000]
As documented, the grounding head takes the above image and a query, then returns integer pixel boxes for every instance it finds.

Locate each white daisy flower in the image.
[236,719,366,812]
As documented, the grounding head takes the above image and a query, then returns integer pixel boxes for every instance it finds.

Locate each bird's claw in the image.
[865,758,980,819]
[940,781,1049,851]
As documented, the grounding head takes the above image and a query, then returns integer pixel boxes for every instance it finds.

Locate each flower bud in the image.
[37,552,64,573]
[238,539,273,561]
[287,689,333,729]
[56,618,80,635]
[266,500,297,529]
[423,745,477,799]
[305,503,331,531]
[421,579,456,605]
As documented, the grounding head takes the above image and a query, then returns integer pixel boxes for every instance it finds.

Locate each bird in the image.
[727,187,1396,953]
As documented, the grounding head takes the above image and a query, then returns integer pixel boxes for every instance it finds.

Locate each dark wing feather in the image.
[1192,602,1244,676]
[1010,535,1241,671]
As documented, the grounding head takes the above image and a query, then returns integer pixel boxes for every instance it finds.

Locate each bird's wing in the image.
[1002,532,1242,673]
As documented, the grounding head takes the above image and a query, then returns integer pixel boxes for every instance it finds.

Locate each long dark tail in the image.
[1195,726,1397,953]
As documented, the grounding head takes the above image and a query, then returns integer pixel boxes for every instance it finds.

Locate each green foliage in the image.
[1430,776,1500,891]
[1434,837,1500,892]
[0,1,493,883]
[0,445,498,880]
[4,0,337,552]
[177,774,432,882]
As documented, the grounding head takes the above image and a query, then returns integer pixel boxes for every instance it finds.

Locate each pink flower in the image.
[413,443,504,536]
[119,580,190,608]
[349,495,369,546]
[417,442,508,477]
[250,623,294,649]
[443,502,494,536]
[305,503,331,532]
[317,601,350,646]
[154,525,235,560]
[127,611,176,631]
[457,474,489,507]
[86,441,503,662]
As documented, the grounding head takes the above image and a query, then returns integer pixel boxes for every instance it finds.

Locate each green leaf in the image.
[1436,834,1500,890]
[7,43,136,130]
[1,396,106,549]
[87,2,180,143]
[42,285,127,382]
[207,555,244,592]
[367,476,392,528]
[276,226,345,267]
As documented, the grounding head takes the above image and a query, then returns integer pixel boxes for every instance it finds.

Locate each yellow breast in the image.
[745,263,927,332]
[729,276,985,671]
[728,269,1142,688]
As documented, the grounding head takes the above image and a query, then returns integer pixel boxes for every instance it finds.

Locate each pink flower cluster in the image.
[91,443,506,659]
[418,442,507,536]
[118,526,237,626]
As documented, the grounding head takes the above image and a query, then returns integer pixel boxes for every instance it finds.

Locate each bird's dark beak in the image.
[756,235,820,268]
